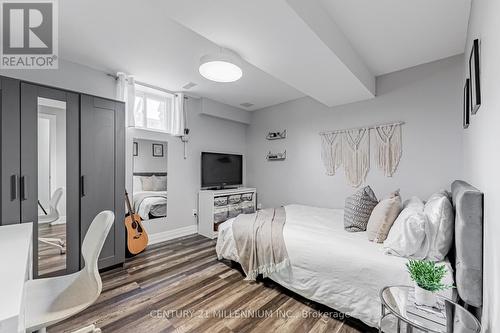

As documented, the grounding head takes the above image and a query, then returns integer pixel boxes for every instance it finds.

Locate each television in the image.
[201,152,243,189]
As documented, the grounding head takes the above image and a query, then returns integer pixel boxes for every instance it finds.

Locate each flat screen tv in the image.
[201,152,243,189]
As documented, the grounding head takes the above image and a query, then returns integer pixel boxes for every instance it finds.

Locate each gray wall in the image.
[463,0,500,330]
[133,139,168,174]
[246,55,463,209]
[126,97,248,235]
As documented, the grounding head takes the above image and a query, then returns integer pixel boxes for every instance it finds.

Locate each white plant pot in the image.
[414,284,437,307]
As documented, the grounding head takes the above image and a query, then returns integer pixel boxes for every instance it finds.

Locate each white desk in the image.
[0,223,32,333]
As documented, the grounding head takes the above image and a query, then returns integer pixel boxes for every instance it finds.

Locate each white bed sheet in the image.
[216,204,454,329]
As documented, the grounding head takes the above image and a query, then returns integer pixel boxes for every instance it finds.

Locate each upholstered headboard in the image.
[451,180,483,308]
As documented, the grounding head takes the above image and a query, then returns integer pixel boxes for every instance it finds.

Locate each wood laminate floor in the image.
[38,223,67,276]
[50,234,376,333]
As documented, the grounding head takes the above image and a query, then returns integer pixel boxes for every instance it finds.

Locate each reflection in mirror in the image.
[37,97,67,277]
[132,139,168,221]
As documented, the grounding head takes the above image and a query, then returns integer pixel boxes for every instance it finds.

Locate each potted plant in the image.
[406,259,452,307]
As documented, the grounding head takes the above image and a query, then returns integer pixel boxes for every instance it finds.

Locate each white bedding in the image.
[133,191,167,219]
[216,204,454,329]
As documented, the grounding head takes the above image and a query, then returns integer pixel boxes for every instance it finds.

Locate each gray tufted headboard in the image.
[451,180,483,308]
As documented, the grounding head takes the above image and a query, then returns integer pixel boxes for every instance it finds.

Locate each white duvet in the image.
[216,204,454,329]
[133,191,167,220]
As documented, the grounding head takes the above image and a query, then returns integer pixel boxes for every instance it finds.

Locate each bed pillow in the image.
[153,176,167,191]
[141,176,155,191]
[367,192,402,243]
[383,196,430,259]
[344,186,378,232]
[424,191,454,261]
[133,176,142,192]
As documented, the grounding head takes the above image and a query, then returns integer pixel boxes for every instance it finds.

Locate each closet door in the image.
[80,95,125,269]
[20,83,80,277]
[0,77,21,225]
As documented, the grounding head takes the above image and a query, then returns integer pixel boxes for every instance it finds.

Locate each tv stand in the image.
[198,187,257,239]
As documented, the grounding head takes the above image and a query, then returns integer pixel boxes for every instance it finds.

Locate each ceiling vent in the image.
[240,102,254,108]
[182,82,197,90]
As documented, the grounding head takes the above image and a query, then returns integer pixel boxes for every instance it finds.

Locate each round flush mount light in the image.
[199,49,243,83]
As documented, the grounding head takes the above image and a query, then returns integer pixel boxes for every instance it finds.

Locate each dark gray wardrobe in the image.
[0,76,125,277]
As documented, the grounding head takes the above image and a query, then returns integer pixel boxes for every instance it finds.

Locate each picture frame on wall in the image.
[133,142,138,156]
[463,79,470,129]
[469,39,481,114]
[152,143,164,157]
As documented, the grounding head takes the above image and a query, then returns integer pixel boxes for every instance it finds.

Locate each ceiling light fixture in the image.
[199,48,243,83]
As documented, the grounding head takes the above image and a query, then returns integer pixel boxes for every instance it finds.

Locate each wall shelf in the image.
[266,150,286,161]
[266,130,287,140]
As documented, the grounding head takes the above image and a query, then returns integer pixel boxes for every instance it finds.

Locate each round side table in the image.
[379,285,481,333]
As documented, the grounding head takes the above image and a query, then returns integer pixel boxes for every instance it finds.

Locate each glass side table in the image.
[379,286,481,333]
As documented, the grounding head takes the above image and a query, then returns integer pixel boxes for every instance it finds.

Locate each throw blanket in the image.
[232,207,289,281]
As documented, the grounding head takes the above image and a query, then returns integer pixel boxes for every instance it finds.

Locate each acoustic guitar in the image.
[125,191,149,255]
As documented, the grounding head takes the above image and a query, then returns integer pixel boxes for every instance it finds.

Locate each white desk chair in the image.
[39,188,65,254]
[25,211,115,333]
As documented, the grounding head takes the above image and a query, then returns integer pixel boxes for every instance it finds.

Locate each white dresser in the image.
[0,223,32,333]
[198,187,256,239]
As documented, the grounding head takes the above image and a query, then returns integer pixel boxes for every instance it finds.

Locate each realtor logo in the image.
[0,0,58,68]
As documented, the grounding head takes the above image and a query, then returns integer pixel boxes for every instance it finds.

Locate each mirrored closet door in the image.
[21,84,80,278]
[132,139,168,222]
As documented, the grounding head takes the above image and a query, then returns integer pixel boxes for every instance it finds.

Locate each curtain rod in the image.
[319,121,405,135]
[107,73,188,99]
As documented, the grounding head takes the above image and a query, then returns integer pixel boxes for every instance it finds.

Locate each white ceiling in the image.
[320,0,471,75]
[58,0,471,111]
[58,0,303,111]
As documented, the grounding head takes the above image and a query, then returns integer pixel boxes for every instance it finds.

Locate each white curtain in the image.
[116,72,136,127]
[169,92,186,136]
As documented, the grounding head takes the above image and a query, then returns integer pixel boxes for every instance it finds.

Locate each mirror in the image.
[37,97,67,277]
[131,139,168,221]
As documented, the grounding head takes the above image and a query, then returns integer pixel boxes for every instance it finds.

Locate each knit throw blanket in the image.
[232,207,289,281]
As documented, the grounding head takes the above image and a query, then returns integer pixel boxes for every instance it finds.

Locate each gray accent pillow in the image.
[344,186,379,232]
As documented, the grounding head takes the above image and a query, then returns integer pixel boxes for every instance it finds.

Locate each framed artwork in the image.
[133,142,138,156]
[152,143,164,157]
[463,79,470,129]
[469,39,481,114]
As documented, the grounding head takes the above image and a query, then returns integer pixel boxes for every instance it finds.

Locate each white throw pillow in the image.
[424,191,454,261]
[384,196,430,259]
[133,176,142,192]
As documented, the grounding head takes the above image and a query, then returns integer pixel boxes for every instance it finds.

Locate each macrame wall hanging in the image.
[343,128,370,187]
[320,132,342,176]
[319,122,404,187]
[374,123,402,177]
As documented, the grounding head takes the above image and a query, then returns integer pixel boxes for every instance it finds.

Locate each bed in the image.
[215,180,483,330]
[133,173,168,220]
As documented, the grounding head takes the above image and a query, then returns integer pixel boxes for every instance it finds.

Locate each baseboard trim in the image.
[148,225,198,245]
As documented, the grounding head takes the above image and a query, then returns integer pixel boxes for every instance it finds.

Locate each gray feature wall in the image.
[462,0,500,330]
[133,139,168,174]
[246,55,463,209]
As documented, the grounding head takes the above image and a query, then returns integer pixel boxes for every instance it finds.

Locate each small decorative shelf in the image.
[266,150,286,161]
[266,130,287,140]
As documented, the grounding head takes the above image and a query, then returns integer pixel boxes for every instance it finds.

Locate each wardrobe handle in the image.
[20,176,27,201]
[81,175,86,197]
[10,175,18,201]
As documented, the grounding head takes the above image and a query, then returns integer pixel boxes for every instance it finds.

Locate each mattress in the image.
[216,204,454,329]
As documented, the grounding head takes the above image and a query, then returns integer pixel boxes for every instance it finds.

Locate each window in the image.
[133,87,173,132]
